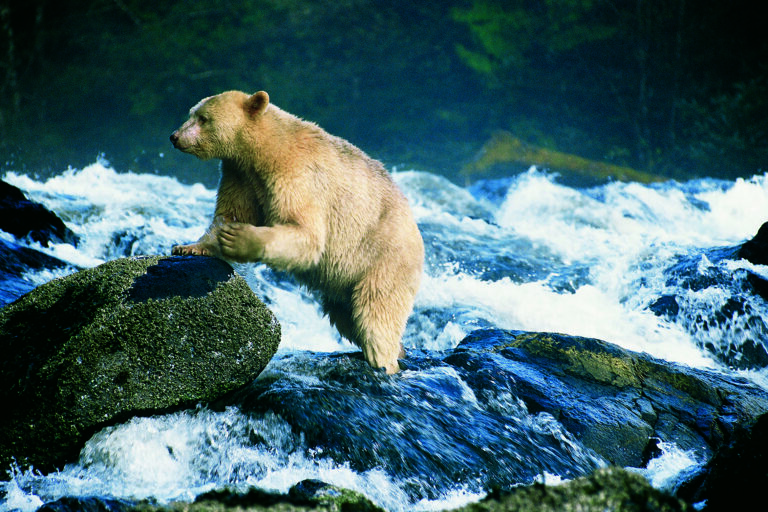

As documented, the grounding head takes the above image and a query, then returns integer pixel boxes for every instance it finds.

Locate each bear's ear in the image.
[245,91,269,117]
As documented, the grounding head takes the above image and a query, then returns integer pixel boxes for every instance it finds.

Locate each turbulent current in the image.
[2,161,767,511]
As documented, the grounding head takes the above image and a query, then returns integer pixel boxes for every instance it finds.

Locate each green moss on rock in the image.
[44,469,685,512]
[454,329,768,467]
[119,480,384,512]
[458,467,689,512]
[463,131,664,184]
[0,256,280,475]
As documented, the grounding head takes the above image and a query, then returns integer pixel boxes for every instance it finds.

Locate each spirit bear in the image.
[170,90,424,373]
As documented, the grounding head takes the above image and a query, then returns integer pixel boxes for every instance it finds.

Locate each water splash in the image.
[3,162,768,511]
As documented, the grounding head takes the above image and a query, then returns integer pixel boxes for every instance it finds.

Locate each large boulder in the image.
[0,255,281,474]
[230,328,768,501]
[448,329,768,468]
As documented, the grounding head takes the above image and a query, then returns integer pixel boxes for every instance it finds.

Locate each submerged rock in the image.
[0,180,80,306]
[0,255,280,475]
[0,237,73,306]
[647,241,768,370]
[191,480,385,512]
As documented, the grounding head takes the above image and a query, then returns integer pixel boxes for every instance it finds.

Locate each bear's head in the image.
[170,90,270,160]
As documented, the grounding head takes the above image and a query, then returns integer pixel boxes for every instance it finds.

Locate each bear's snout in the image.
[170,131,189,151]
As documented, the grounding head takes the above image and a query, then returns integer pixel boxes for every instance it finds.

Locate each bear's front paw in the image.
[218,223,265,263]
[172,243,209,257]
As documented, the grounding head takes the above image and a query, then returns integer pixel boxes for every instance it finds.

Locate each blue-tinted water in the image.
[2,162,767,510]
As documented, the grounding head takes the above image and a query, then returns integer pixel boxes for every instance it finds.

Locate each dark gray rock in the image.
[462,467,688,512]
[738,221,768,300]
[0,179,80,306]
[678,412,768,511]
[0,255,280,474]
[38,496,135,512]
[0,179,78,247]
[449,329,768,468]
[229,328,768,503]
[738,221,768,266]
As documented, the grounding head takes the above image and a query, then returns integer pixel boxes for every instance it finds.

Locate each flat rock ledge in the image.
[448,329,768,468]
[0,255,281,474]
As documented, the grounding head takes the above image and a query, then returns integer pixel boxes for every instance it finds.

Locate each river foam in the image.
[2,161,767,511]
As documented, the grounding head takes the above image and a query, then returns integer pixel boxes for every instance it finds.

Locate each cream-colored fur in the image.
[170,91,423,373]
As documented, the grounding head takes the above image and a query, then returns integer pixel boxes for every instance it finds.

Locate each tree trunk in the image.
[1,3,21,133]
[634,0,650,170]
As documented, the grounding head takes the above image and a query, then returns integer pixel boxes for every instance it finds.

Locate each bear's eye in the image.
[198,115,209,125]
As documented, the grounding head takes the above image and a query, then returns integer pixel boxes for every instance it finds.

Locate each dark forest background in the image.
[1,0,766,187]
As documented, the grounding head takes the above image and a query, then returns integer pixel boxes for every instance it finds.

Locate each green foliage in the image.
[453,1,533,79]
[0,0,766,182]
[677,76,768,174]
[450,0,768,179]
[452,0,617,84]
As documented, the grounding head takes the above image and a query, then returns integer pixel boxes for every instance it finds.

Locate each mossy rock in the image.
[458,467,689,512]
[37,470,685,512]
[450,329,768,468]
[463,131,663,185]
[0,255,281,475]
[39,480,385,512]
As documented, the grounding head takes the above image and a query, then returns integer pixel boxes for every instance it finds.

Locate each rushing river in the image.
[2,161,767,511]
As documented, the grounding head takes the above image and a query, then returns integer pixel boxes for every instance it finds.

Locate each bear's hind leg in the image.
[351,271,416,374]
[322,298,358,345]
